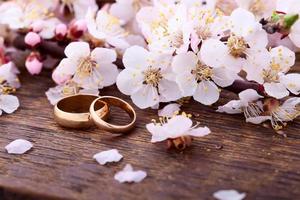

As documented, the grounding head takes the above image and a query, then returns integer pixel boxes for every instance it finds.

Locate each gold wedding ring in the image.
[54,94,136,133]
[54,94,109,129]
[90,96,136,133]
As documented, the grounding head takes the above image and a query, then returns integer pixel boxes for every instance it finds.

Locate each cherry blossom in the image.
[217,89,264,118]
[0,0,54,30]
[117,46,181,109]
[86,9,130,49]
[172,50,237,105]
[0,62,20,115]
[245,46,297,99]
[235,0,276,18]
[146,115,211,147]
[136,3,192,54]
[201,8,270,73]
[53,42,119,90]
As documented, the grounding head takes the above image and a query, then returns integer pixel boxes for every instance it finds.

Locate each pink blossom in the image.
[55,23,68,39]
[24,32,41,47]
[25,53,43,75]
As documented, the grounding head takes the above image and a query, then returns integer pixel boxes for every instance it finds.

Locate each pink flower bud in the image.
[70,20,87,39]
[24,32,41,47]
[25,53,43,75]
[55,23,68,39]
[52,69,71,84]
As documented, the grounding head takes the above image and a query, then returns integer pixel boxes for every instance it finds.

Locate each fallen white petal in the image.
[114,164,147,183]
[5,139,33,154]
[213,190,246,200]
[158,103,181,117]
[93,149,123,165]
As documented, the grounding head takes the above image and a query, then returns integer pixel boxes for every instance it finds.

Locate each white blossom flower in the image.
[276,0,300,47]
[93,149,123,165]
[136,4,192,54]
[189,7,229,52]
[245,46,298,99]
[213,190,246,200]
[86,9,130,49]
[45,81,99,105]
[114,164,147,183]
[201,8,270,73]
[146,115,211,143]
[172,49,237,105]
[117,46,181,109]
[217,89,264,117]
[5,139,33,154]
[158,103,181,117]
[0,0,54,30]
[253,97,300,130]
[53,42,119,90]
[0,62,20,115]
[235,0,276,18]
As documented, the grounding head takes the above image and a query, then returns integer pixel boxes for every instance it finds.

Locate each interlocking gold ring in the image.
[89,96,136,133]
[54,94,109,129]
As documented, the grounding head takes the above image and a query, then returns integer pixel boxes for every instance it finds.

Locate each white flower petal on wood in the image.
[93,149,123,165]
[114,164,147,183]
[5,139,33,154]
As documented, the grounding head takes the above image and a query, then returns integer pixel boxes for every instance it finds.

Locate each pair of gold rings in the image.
[54,94,136,133]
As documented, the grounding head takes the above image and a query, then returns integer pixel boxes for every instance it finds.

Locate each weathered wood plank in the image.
[0,63,300,200]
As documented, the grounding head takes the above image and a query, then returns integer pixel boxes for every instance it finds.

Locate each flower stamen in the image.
[143,67,162,87]
[227,34,249,58]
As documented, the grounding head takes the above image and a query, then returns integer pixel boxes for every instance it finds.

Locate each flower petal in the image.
[164,115,193,138]
[116,69,144,95]
[158,103,181,117]
[264,82,289,99]
[213,189,246,200]
[114,164,147,183]
[270,46,295,72]
[175,72,197,97]
[200,39,228,69]
[280,73,300,95]
[193,81,220,105]
[0,95,19,114]
[91,48,117,64]
[123,46,149,70]
[212,67,236,87]
[93,149,123,165]
[239,89,263,103]
[95,63,119,88]
[172,52,198,74]
[5,139,33,154]
[158,79,182,102]
[187,127,211,137]
[217,100,243,114]
[64,42,90,59]
[131,85,159,109]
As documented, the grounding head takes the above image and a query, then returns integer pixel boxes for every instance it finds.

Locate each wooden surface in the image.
[0,63,300,200]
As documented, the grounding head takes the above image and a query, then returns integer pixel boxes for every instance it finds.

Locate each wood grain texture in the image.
[0,61,300,200]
